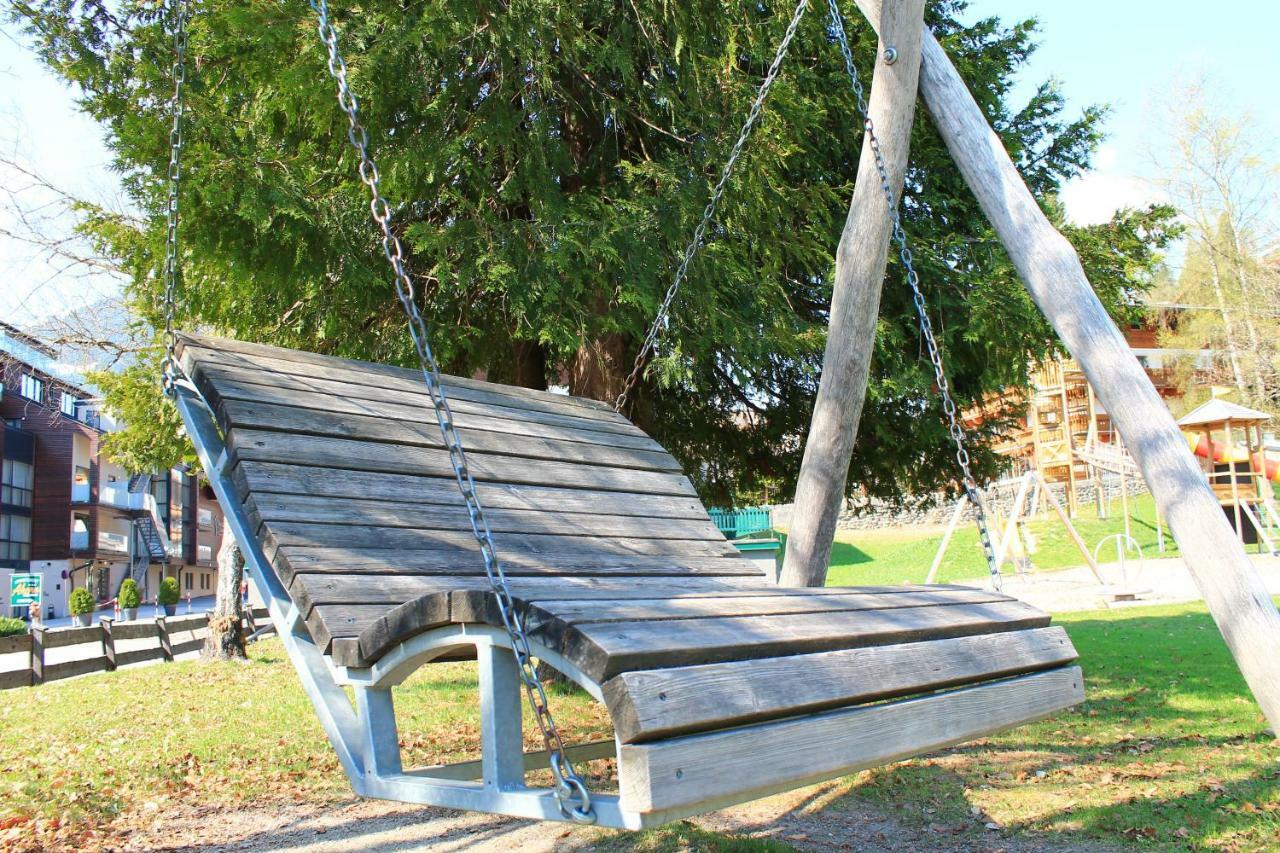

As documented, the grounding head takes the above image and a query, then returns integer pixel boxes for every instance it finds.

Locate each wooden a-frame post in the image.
[780,0,927,586]
[788,0,1280,731]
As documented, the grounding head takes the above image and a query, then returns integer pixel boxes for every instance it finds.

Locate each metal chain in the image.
[613,0,811,413]
[160,0,190,396]
[305,0,595,822]
[825,0,1000,587]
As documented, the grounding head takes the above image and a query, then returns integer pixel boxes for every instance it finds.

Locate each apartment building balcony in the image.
[70,482,158,511]
[69,530,130,554]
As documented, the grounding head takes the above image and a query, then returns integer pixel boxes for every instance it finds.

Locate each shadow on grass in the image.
[777,532,874,567]
[820,605,1280,848]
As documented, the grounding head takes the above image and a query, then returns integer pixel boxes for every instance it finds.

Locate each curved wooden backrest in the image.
[177,334,758,660]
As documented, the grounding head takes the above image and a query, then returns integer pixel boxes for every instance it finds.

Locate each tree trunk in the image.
[1204,244,1247,395]
[569,331,630,404]
[202,531,246,661]
[780,0,926,587]
[511,339,549,390]
[1224,232,1270,402]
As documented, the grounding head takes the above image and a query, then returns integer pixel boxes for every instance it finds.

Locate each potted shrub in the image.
[69,587,96,627]
[157,577,180,617]
[119,579,141,621]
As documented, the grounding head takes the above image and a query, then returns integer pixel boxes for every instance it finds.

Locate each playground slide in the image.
[1188,434,1280,483]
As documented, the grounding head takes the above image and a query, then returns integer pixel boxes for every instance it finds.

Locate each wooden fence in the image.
[0,607,270,690]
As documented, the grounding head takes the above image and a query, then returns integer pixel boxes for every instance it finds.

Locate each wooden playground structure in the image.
[1178,399,1280,555]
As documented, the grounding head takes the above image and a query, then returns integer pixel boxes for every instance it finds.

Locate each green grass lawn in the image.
[1,601,1278,850]
[808,492,1189,586]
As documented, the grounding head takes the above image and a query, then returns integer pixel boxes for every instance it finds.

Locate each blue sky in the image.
[2,0,1277,325]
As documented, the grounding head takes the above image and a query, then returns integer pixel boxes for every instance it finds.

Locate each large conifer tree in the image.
[12,0,1174,503]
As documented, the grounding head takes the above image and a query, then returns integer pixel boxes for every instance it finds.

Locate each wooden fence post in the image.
[30,626,46,686]
[101,617,116,671]
[157,616,173,662]
[851,0,1280,731]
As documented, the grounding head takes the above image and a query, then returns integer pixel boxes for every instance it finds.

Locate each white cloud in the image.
[1060,146,1166,225]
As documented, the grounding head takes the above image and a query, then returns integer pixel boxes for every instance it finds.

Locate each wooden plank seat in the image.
[175,333,1082,824]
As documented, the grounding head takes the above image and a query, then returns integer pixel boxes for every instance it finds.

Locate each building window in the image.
[1,461,34,508]
[60,393,79,417]
[185,571,193,591]
[0,514,32,561]
[19,374,43,403]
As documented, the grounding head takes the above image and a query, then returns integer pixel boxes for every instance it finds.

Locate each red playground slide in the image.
[1190,435,1280,483]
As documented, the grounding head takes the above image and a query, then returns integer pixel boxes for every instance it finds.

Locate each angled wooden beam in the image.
[852,0,1280,731]
[780,0,927,587]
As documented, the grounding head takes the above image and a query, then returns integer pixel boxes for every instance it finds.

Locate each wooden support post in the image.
[1119,473,1131,543]
[1035,473,1105,584]
[781,0,927,587]
[102,617,116,672]
[1155,503,1166,553]
[1060,383,1079,518]
[993,472,1034,571]
[851,0,1280,731]
[157,616,173,662]
[925,496,967,584]
[30,626,46,686]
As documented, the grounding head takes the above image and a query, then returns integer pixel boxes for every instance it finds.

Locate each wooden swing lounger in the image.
[173,333,1082,829]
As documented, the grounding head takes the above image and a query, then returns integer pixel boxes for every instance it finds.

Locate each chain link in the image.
[825,0,1000,587]
[613,0,811,413]
[305,0,595,822]
[160,0,190,396]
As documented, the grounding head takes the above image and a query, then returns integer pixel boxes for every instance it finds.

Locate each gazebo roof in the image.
[1177,399,1272,428]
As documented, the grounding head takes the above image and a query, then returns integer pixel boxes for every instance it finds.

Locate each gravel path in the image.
[121,783,1121,853]
[959,554,1280,613]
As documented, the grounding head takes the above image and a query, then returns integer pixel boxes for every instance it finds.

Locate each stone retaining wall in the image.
[771,473,1150,532]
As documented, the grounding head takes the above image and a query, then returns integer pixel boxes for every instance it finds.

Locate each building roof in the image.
[0,322,96,398]
[1177,398,1272,427]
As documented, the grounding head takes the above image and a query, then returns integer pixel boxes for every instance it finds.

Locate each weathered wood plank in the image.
[274,548,755,584]
[618,666,1083,815]
[104,621,164,641]
[266,524,737,563]
[182,340,629,427]
[217,398,682,473]
[0,668,32,690]
[228,429,698,496]
[547,600,1050,681]
[783,0,927,586]
[245,494,722,541]
[113,647,167,668]
[232,462,709,520]
[41,625,103,649]
[197,356,650,438]
[43,656,111,682]
[202,372,666,451]
[523,588,1011,627]
[297,575,961,614]
[0,634,32,655]
[171,638,205,657]
[312,597,452,656]
[179,333,619,416]
[605,626,1077,743]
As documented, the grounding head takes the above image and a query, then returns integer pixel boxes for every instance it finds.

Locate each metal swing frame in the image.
[174,382,665,827]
